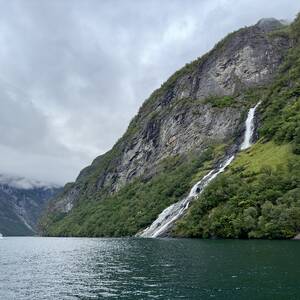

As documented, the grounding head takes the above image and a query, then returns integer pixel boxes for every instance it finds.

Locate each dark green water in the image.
[1,237,300,299]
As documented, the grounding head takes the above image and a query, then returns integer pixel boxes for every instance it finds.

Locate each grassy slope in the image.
[174,14,300,239]
[174,142,300,239]
[233,141,291,172]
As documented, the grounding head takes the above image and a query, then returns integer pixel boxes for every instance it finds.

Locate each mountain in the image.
[41,14,300,239]
[0,174,61,236]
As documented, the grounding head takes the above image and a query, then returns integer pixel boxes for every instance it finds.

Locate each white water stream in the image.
[138,102,260,238]
[240,101,261,150]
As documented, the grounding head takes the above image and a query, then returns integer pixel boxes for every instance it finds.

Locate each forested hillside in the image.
[40,15,300,238]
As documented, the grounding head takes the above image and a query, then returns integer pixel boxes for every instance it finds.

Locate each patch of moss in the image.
[204,95,235,108]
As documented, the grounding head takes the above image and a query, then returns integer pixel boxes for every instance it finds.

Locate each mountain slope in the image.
[41,17,295,237]
[0,175,61,236]
[174,15,300,239]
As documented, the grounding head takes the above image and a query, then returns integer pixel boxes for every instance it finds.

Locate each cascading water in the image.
[240,101,261,150]
[138,102,261,238]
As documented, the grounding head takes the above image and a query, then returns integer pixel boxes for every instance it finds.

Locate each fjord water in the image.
[1,237,300,300]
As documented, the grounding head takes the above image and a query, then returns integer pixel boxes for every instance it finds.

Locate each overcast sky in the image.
[0,0,299,185]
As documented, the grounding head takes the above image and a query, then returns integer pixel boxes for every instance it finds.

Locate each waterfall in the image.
[240,101,261,150]
[138,102,260,238]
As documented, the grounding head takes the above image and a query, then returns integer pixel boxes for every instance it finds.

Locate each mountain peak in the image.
[256,18,285,31]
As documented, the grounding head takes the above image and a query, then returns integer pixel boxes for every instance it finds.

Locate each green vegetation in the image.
[204,95,235,108]
[45,148,217,237]
[232,141,291,173]
[259,18,300,156]
[267,24,291,40]
[174,14,300,239]
[174,142,300,239]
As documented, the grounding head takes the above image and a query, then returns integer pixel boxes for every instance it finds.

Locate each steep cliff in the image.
[41,17,294,237]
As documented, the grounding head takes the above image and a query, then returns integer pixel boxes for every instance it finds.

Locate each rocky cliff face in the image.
[0,175,61,236]
[42,18,292,236]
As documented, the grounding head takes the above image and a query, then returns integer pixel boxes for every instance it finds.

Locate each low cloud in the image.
[0,0,299,184]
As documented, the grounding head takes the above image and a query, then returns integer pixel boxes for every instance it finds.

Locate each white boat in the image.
[0,233,3,239]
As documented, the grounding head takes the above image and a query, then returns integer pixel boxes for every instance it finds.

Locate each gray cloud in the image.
[0,0,299,184]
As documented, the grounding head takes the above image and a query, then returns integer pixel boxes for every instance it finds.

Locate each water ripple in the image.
[1,237,300,299]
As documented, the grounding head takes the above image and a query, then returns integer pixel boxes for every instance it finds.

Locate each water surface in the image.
[1,237,300,299]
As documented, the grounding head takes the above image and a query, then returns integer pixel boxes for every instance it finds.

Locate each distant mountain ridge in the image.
[0,174,61,236]
[0,174,59,190]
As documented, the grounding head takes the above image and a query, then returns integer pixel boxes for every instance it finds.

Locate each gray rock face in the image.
[174,28,287,101]
[47,19,291,216]
[113,104,243,192]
